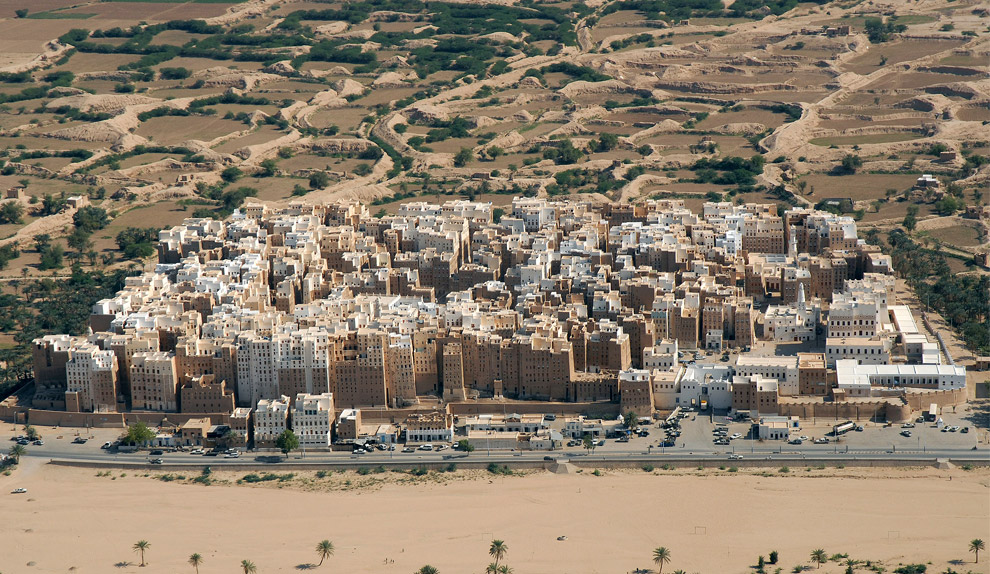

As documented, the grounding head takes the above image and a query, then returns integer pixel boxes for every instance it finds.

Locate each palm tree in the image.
[653,546,671,574]
[188,553,203,574]
[810,549,827,569]
[8,444,25,463]
[486,563,499,574]
[497,566,513,574]
[970,539,985,563]
[315,539,335,567]
[133,540,150,567]
[416,566,438,574]
[241,559,257,574]
[489,539,508,567]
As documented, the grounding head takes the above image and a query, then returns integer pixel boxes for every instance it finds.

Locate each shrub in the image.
[779,466,790,473]
[642,464,655,472]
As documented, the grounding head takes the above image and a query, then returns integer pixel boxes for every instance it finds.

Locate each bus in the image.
[926,403,938,422]
[832,420,855,436]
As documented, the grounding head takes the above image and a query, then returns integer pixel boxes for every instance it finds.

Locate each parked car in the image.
[418,444,434,451]
[900,430,912,437]
[149,458,164,464]
[16,439,29,445]
[150,450,164,456]
[33,440,44,446]
[401,447,414,453]
[101,441,113,449]
[855,426,864,432]
[798,436,809,441]
[961,427,970,434]
[190,448,204,455]
[224,452,240,458]
[11,488,27,494]
[789,438,803,445]
[730,433,742,440]
[813,438,829,444]
[901,423,915,428]
[71,437,87,444]
[728,454,743,460]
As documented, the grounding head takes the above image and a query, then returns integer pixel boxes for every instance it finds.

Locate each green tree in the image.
[72,206,109,232]
[810,549,827,569]
[769,550,779,564]
[8,443,25,463]
[309,171,330,189]
[66,228,92,256]
[0,202,24,224]
[582,433,595,454]
[241,559,257,574]
[39,194,66,216]
[838,154,862,175]
[454,147,474,168]
[903,205,919,231]
[653,546,672,574]
[456,439,475,452]
[594,132,619,152]
[24,425,38,440]
[489,539,508,567]
[486,563,499,574]
[33,234,51,253]
[39,245,64,270]
[497,566,513,574]
[275,429,299,458]
[417,567,438,574]
[625,411,639,430]
[123,422,156,446]
[188,553,203,574]
[15,8,28,17]
[221,167,243,183]
[315,540,335,567]
[133,540,150,567]
[258,159,278,177]
[971,539,985,563]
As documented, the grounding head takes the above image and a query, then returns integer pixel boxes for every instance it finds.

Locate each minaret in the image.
[797,282,806,312]
[788,225,798,259]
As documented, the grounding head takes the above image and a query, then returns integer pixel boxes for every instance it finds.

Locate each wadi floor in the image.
[1,459,988,574]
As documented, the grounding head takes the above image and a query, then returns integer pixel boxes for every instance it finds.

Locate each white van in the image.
[418,444,434,451]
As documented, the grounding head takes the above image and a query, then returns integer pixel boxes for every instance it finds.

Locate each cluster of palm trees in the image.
[126,536,987,572]
[129,539,335,571]
[414,539,512,574]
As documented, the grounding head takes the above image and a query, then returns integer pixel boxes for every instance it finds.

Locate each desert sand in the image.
[1,460,988,574]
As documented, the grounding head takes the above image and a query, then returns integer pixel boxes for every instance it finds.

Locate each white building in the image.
[675,364,733,409]
[292,392,334,447]
[644,340,679,371]
[764,285,819,342]
[735,356,798,396]
[835,359,967,391]
[254,395,290,444]
[828,293,883,338]
[825,337,892,367]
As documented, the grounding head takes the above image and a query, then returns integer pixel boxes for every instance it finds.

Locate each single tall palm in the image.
[653,546,671,574]
[315,539,335,567]
[971,539,985,563]
[133,540,150,567]
[9,444,25,463]
[417,566,438,574]
[810,549,827,569]
[489,539,508,567]
[241,559,257,574]
[188,553,203,574]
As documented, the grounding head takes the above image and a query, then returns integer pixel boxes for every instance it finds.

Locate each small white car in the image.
[11,488,27,494]
[729,433,742,440]
[728,454,743,460]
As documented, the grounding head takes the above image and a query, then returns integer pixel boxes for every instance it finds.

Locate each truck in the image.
[700,399,709,411]
[926,403,938,422]
[832,421,855,436]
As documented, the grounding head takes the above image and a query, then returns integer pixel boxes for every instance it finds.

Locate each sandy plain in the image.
[0,460,988,574]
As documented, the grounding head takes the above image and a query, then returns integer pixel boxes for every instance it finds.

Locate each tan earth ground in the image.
[1,461,988,574]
